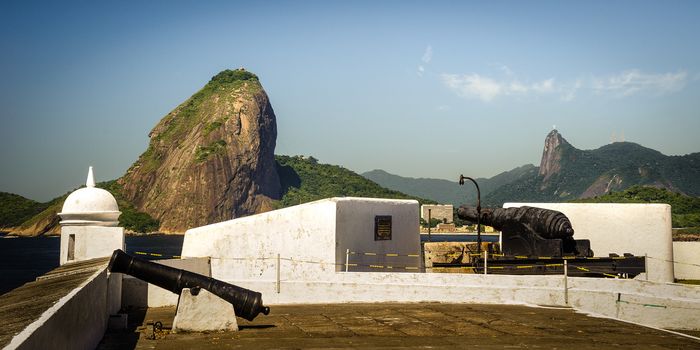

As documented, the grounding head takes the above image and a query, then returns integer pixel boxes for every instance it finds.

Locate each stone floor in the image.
[98,303,700,349]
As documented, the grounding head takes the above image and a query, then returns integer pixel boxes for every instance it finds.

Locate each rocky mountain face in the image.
[119,69,281,232]
[538,130,568,182]
[484,130,700,205]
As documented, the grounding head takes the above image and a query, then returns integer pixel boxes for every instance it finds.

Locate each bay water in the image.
[0,235,183,295]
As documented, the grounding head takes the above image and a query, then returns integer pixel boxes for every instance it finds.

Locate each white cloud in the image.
[561,79,582,102]
[499,64,514,76]
[509,81,528,93]
[532,78,555,93]
[441,68,689,102]
[441,74,503,102]
[441,74,557,102]
[417,45,433,77]
[422,45,433,64]
[593,69,687,96]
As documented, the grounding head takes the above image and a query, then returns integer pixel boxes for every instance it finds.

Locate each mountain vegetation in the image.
[483,130,700,206]
[275,155,434,208]
[0,192,50,230]
[2,182,159,235]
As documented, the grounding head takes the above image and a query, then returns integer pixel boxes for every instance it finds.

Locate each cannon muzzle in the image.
[108,249,270,321]
[458,205,574,239]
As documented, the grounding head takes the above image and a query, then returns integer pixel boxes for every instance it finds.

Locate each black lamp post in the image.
[427,208,432,242]
[459,175,482,254]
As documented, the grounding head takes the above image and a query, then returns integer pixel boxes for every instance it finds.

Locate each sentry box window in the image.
[374,215,392,241]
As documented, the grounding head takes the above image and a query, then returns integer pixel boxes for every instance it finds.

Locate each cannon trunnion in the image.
[108,249,270,321]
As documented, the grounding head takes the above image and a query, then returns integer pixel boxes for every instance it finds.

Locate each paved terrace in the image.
[99,303,700,349]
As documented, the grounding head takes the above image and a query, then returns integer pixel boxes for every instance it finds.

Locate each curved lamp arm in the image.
[459,175,482,253]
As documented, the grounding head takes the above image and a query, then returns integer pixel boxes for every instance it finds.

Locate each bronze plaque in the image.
[374,215,392,241]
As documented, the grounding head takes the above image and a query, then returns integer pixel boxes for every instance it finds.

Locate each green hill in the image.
[275,155,435,207]
[572,185,700,228]
[4,182,159,236]
[0,192,49,229]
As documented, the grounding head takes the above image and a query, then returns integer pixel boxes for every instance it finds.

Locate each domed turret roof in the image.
[58,167,121,227]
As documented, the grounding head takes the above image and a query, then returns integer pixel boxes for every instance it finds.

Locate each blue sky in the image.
[1,1,699,201]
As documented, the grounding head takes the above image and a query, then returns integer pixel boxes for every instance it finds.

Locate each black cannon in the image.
[457,206,592,257]
[108,249,270,321]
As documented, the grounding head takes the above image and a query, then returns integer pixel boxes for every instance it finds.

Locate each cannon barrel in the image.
[458,205,574,239]
[108,249,270,321]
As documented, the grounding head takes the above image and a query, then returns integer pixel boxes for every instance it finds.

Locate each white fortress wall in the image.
[672,241,700,280]
[182,198,338,282]
[178,198,699,330]
[182,198,420,280]
[504,203,674,283]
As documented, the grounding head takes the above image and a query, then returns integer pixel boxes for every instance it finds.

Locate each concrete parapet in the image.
[222,272,700,330]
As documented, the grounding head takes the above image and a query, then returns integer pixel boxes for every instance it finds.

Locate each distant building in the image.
[420,204,453,224]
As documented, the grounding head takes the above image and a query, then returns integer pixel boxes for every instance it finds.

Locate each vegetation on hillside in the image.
[572,185,700,227]
[483,131,700,205]
[6,181,160,234]
[100,181,160,233]
[275,155,435,208]
[0,192,50,229]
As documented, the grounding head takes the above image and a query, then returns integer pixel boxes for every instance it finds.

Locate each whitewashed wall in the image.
[673,241,700,280]
[504,203,674,283]
[182,198,420,278]
[176,198,699,330]
[182,199,337,282]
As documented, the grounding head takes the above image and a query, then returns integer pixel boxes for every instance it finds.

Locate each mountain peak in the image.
[119,69,280,232]
[538,129,571,181]
[208,68,259,86]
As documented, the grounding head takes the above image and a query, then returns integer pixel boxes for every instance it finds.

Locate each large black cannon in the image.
[457,206,592,257]
[108,249,270,321]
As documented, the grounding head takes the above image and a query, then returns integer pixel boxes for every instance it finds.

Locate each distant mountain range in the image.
[364,130,700,206]
[362,165,536,206]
